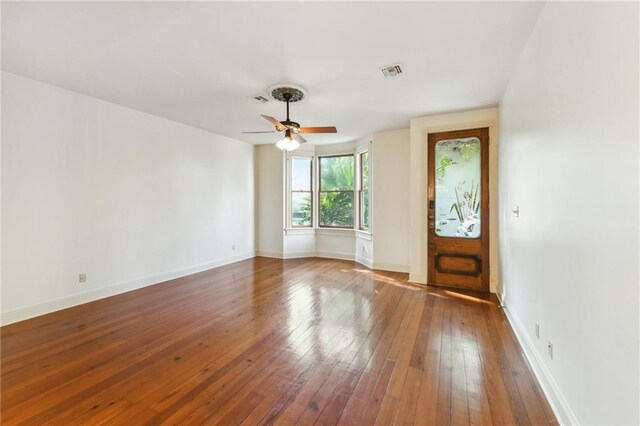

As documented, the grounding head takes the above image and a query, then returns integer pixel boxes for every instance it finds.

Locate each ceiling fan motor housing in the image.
[283,120,300,129]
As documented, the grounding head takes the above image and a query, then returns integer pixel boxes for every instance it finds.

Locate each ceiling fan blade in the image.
[261,115,287,131]
[298,126,337,134]
[293,133,307,144]
[241,130,277,134]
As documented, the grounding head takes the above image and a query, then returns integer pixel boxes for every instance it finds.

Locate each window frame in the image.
[289,155,313,228]
[318,154,355,229]
[358,151,370,231]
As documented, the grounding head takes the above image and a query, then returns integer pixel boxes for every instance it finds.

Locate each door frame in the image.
[427,127,490,291]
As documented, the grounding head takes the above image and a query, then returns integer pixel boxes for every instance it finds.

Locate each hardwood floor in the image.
[1,257,557,425]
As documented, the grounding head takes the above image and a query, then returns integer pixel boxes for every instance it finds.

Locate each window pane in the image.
[360,152,370,230]
[362,189,370,229]
[291,192,311,227]
[361,152,369,188]
[319,192,353,227]
[435,137,481,238]
[320,156,354,191]
[291,157,312,191]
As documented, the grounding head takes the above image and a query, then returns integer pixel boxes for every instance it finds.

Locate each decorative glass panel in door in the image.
[434,137,481,238]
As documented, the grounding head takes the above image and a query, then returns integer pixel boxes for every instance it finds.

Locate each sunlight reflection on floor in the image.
[283,264,495,362]
[351,268,423,291]
[285,279,375,359]
[442,290,494,305]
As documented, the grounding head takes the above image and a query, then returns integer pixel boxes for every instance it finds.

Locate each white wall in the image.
[1,72,255,324]
[498,3,639,425]
[371,128,410,272]
[255,144,284,257]
[315,231,355,260]
[354,233,373,268]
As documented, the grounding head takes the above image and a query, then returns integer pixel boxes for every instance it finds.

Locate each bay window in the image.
[287,151,369,231]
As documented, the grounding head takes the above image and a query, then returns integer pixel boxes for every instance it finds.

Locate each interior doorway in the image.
[427,127,490,291]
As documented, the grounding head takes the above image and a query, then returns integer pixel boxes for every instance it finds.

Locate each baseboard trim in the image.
[409,273,427,284]
[256,250,351,261]
[355,255,373,269]
[256,250,356,262]
[0,252,255,326]
[257,252,404,273]
[315,251,355,261]
[283,251,317,259]
[373,262,410,273]
[255,250,285,259]
[503,304,579,425]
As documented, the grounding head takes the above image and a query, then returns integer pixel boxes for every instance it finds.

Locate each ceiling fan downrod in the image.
[284,92,292,123]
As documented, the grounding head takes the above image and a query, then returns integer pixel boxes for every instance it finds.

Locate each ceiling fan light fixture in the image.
[284,139,300,151]
[276,130,300,151]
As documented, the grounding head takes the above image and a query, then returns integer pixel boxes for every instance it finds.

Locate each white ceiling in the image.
[2,1,544,145]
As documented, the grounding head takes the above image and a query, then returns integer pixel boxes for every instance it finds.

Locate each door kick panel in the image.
[434,253,481,276]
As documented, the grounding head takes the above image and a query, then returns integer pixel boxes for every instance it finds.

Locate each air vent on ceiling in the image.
[252,95,269,103]
[380,64,404,78]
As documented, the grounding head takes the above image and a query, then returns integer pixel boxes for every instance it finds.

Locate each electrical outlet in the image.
[232,245,236,251]
[547,341,553,360]
[535,322,540,339]
[79,273,87,284]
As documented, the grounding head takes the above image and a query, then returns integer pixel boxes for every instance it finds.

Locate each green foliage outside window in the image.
[360,152,370,230]
[291,157,312,227]
[319,155,354,227]
[292,192,311,226]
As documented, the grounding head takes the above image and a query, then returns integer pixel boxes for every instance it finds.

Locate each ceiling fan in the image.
[243,86,337,151]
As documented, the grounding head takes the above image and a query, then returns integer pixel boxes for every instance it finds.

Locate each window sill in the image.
[284,228,315,236]
[284,228,357,237]
[355,230,372,240]
[316,228,355,237]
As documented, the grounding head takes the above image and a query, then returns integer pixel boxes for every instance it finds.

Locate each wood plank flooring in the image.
[1,257,557,425]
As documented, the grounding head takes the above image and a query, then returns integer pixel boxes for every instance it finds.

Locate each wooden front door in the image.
[427,128,489,291]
